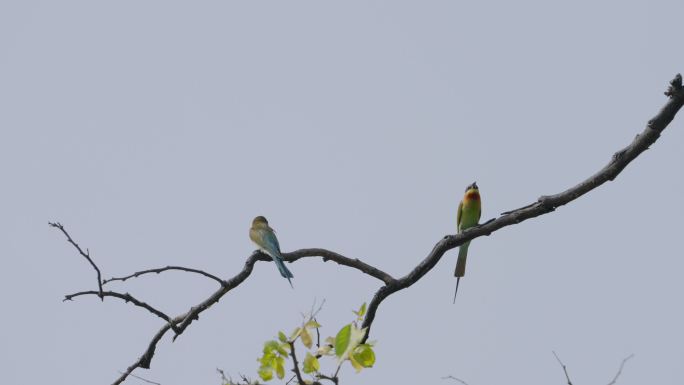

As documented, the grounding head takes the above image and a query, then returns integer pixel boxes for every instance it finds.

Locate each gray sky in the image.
[2,1,683,384]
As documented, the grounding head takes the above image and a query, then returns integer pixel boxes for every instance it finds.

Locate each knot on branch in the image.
[537,196,556,211]
[665,73,682,98]
[140,352,154,369]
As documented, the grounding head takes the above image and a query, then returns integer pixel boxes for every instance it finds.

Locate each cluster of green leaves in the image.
[258,338,289,381]
[255,303,376,384]
[330,303,375,372]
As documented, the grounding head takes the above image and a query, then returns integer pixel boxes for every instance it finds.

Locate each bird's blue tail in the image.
[274,257,294,288]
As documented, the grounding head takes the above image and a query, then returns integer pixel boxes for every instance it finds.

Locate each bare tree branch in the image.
[282,248,395,284]
[64,290,176,326]
[315,373,339,385]
[118,371,161,385]
[359,74,684,338]
[102,248,393,288]
[217,368,230,385]
[288,341,306,385]
[104,266,224,286]
[216,368,261,385]
[606,354,634,385]
[553,351,573,385]
[442,375,470,385]
[170,252,262,340]
[52,75,683,385]
[552,351,634,385]
[49,222,104,299]
[113,323,172,385]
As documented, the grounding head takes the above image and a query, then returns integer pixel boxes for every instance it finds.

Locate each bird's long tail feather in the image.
[454,241,470,277]
[453,277,461,304]
[274,257,294,288]
[453,241,470,303]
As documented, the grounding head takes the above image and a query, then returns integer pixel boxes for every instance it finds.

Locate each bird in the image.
[249,216,294,288]
[454,182,481,302]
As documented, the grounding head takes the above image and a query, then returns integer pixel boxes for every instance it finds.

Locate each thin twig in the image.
[316,373,339,385]
[216,368,258,385]
[288,341,306,385]
[104,266,224,286]
[606,354,634,385]
[64,290,176,328]
[49,222,104,299]
[118,371,161,385]
[333,362,342,380]
[314,319,321,349]
[441,375,469,385]
[217,368,230,384]
[553,351,573,385]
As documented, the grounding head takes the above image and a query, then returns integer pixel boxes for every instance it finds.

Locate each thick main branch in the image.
[53,74,683,385]
[360,74,683,337]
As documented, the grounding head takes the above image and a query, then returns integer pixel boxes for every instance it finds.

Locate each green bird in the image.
[454,182,481,302]
[249,216,294,288]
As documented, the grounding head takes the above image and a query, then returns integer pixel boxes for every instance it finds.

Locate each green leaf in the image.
[275,356,286,379]
[334,324,351,359]
[303,352,320,374]
[259,348,276,367]
[278,331,287,343]
[258,366,273,381]
[305,319,321,329]
[349,354,363,372]
[352,344,375,368]
[276,343,289,356]
[263,340,279,354]
[356,303,367,319]
[335,324,368,364]
[316,344,333,356]
[290,327,302,340]
[300,326,313,349]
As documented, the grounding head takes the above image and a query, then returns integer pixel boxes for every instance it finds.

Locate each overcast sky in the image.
[2,1,683,385]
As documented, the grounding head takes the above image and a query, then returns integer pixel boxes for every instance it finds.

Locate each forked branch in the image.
[359,73,683,337]
[49,222,104,299]
[51,74,683,385]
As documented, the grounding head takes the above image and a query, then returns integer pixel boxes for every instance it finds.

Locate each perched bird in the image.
[454,182,481,302]
[249,216,294,288]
